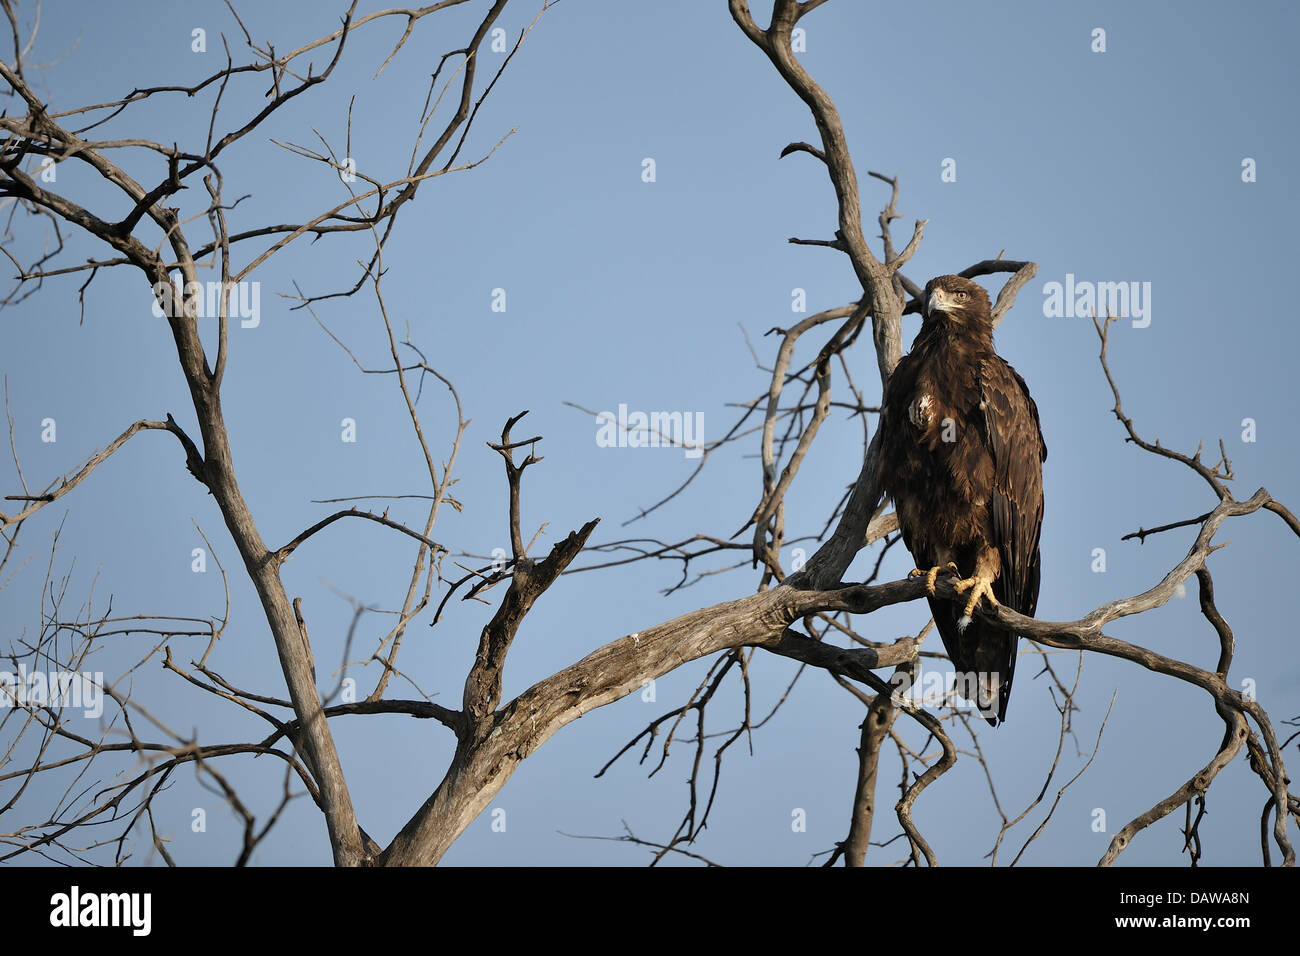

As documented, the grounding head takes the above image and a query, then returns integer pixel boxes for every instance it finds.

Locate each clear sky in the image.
[1,0,1297,866]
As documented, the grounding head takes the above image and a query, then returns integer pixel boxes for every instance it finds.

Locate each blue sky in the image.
[1,0,1297,866]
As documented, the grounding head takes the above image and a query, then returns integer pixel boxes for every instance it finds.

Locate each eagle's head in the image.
[923,275,992,326]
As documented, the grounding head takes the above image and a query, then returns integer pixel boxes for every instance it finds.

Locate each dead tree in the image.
[0,0,1294,867]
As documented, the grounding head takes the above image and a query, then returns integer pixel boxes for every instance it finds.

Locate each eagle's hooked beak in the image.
[927,288,946,316]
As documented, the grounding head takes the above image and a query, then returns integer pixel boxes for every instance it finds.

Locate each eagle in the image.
[878,274,1046,726]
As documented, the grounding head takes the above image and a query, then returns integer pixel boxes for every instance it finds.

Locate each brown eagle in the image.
[878,275,1046,725]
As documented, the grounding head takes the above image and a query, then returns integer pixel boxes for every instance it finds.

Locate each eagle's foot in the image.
[909,562,959,596]
[953,573,1000,631]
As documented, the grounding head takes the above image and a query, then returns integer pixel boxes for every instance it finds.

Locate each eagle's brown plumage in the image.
[879,275,1046,726]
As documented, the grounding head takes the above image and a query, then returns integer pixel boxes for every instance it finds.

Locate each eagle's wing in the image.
[978,357,1046,619]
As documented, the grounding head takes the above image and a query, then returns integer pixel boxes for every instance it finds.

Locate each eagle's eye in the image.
[955,290,969,300]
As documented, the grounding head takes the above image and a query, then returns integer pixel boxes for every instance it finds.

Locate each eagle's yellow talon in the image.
[909,562,959,596]
[953,574,1001,619]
